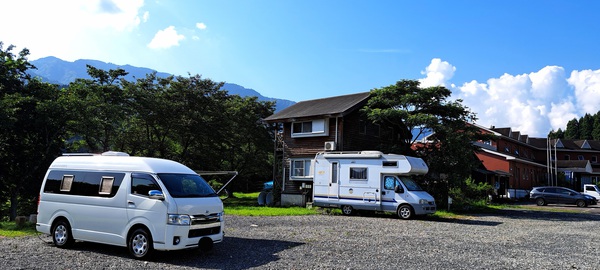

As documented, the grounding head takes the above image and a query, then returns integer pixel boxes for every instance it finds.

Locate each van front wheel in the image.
[52,219,75,248]
[128,228,153,260]
[397,205,414,220]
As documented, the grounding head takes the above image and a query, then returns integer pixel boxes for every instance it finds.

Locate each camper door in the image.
[328,161,340,200]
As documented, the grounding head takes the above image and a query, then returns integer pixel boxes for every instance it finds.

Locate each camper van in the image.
[312,151,436,219]
[36,152,224,259]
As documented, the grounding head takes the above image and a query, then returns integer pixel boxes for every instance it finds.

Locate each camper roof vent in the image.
[324,141,336,151]
[101,151,130,156]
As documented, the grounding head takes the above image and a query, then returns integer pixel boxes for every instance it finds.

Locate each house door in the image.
[328,162,339,200]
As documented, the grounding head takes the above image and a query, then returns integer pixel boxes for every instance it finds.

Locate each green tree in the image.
[362,79,487,207]
[548,128,564,139]
[219,95,275,191]
[0,43,68,219]
[593,113,600,140]
[580,113,593,139]
[564,118,580,139]
[63,65,129,152]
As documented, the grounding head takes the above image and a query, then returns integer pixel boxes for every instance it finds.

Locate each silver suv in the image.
[529,186,597,207]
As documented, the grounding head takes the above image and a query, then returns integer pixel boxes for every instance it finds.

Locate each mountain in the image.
[28,56,295,112]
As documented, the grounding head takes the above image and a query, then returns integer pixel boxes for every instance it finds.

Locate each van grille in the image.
[190,213,220,226]
[188,213,221,238]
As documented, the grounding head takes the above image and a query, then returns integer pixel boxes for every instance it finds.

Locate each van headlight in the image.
[168,214,191,225]
[419,199,428,205]
[218,212,224,222]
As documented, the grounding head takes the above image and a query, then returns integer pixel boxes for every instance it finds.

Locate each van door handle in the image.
[127,200,135,207]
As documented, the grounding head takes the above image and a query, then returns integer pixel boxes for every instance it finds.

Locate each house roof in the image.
[264,92,371,122]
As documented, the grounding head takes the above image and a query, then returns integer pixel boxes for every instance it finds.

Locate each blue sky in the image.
[2,0,600,137]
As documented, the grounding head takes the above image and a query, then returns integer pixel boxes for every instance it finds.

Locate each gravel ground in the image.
[1,208,600,270]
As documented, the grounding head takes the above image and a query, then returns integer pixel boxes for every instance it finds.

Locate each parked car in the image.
[530,186,597,207]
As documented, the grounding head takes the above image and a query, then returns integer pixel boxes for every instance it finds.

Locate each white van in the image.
[312,151,436,219]
[36,152,224,259]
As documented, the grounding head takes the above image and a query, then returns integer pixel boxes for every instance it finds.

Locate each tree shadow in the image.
[68,236,303,269]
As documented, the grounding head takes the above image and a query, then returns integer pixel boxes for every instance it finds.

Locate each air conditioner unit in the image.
[324,141,336,151]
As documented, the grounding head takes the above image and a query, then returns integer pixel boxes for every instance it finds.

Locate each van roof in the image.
[49,155,196,174]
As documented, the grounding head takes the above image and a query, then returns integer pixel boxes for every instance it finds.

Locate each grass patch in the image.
[224,192,320,216]
[0,221,37,238]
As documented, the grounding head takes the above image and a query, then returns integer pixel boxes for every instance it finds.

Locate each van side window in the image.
[61,175,74,192]
[43,170,124,197]
[131,174,160,196]
[99,177,114,195]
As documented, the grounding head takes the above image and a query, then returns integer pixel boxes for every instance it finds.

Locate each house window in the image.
[359,120,366,135]
[592,156,598,163]
[504,146,510,153]
[291,159,312,178]
[578,155,585,160]
[349,167,367,180]
[291,119,328,138]
[293,121,312,134]
[564,155,570,160]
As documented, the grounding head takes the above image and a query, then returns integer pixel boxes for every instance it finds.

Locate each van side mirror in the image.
[394,185,404,194]
[148,190,165,200]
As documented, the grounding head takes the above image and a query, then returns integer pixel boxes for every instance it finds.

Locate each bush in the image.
[448,177,493,211]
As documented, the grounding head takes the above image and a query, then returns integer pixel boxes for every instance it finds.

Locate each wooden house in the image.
[264,92,396,206]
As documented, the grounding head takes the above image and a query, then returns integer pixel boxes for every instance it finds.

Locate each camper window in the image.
[382,161,397,167]
[350,168,367,180]
[384,176,395,190]
[399,177,424,191]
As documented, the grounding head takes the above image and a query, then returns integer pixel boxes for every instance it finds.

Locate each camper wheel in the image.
[341,205,355,216]
[397,205,414,220]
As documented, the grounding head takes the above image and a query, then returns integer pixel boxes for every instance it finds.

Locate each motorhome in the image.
[312,151,436,219]
[583,184,600,201]
[36,152,223,260]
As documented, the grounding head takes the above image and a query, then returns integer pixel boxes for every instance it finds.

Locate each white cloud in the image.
[418,58,456,88]
[448,61,577,137]
[567,69,600,115]
[148,26,185,49]
[548,101,578,132]
[0,0,146,61]
[196,22,207,30]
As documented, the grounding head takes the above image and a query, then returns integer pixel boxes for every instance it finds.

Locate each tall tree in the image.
[580,113,594,139]
[63,65,129,152]
[0,43,68,219]
[564,118,580,139]
[592,113,600,140]
[362,79,487,206]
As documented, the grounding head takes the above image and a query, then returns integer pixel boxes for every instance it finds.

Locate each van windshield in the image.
[157,173,217,198]
[399,177,424,191]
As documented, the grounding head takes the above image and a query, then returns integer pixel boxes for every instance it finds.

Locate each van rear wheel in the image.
[52,219,75,248]
[341,205,355,215]
[128,228,153,260]
[397,205,414,220]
